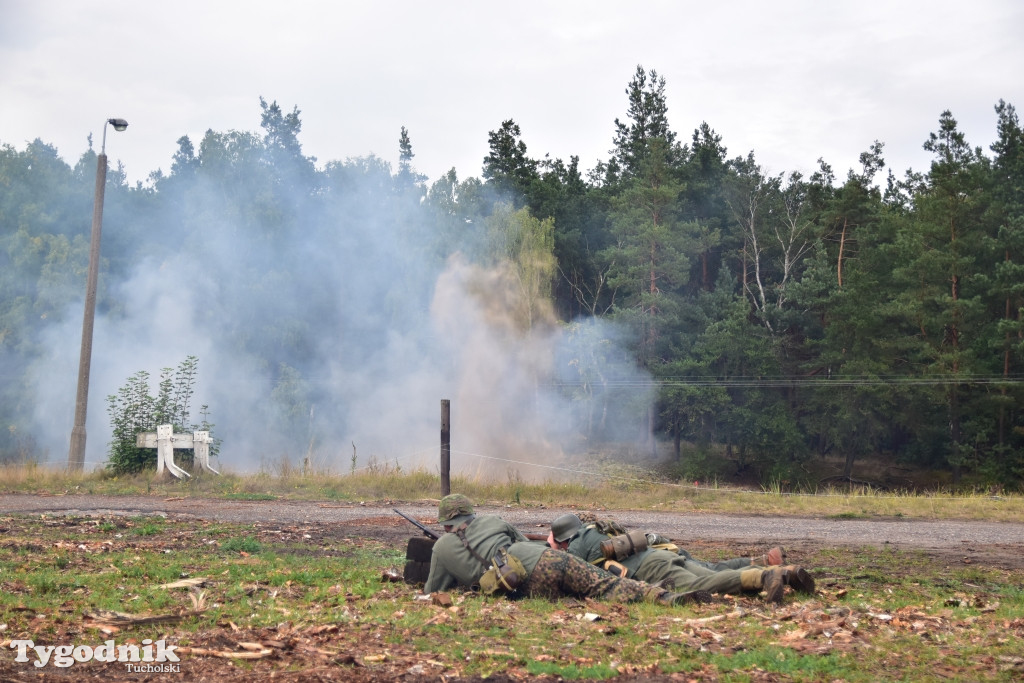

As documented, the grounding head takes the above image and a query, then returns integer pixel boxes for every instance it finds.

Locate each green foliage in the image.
[105,369,155,474]
[482,119,540,203]
[105,356,216,475]
[223,492,277,501]
[134,521,164,536]
[483,203,558,331]
[610,65,681,179]
[221,535,262,553]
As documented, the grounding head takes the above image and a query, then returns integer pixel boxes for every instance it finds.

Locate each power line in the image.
[546,374,1024,388]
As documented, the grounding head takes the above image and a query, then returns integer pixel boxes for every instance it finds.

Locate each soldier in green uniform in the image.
[574,511,785,570]
[680,545,785,570]
[423,494,711,606]
[549,513,814,604]
[654,533,784,570]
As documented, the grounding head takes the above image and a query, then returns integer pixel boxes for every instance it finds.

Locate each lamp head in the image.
[107,118,128,132]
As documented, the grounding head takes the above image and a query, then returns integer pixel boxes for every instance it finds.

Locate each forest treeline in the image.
[2,66,1022,489]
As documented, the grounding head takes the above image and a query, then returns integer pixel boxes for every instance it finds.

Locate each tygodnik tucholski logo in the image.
[9,638,181,672]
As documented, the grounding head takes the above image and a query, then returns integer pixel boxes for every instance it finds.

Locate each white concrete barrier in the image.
[135,424,219,478]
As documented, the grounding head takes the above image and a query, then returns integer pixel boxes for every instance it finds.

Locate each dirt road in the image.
[4,493,1023,570]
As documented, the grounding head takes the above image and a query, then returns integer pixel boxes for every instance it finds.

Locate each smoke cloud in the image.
[26,151,654,479]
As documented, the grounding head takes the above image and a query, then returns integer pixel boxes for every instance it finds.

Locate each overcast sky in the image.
[2,1,1022,188]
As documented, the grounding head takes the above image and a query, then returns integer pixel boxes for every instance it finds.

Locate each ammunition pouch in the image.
[478,548,526,596]
[599,530,648,562]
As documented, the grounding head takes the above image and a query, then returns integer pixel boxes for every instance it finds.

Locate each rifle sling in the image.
[455,523,507,567]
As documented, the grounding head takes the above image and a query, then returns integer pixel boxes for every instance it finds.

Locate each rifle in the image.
[394,509,440,540]
[394,508,551,544]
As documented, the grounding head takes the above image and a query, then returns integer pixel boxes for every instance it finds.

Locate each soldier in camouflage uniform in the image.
[550,514,814,604]
[423,494,711,606]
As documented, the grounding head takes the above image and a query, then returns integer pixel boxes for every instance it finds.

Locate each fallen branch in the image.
[84,609,205,627]
[158,577,209,589]
[681,609,747,626]
[175,646,274,659]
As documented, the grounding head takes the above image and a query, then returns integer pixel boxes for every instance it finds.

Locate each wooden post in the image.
[441,399,450,496]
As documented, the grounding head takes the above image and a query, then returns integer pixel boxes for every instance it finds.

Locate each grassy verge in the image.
[1,462,1022,522]
[0,513,1021,681]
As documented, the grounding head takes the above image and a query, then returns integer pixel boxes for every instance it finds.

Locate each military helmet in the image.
[438,493,475,526]
[551,513,582,542]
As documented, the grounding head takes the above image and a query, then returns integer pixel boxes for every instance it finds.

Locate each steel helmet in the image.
[551,513,582,542]
[437,494,475,526]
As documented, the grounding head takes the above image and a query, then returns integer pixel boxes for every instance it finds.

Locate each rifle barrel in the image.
[393,508,440,540]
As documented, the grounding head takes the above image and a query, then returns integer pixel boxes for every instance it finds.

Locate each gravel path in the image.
[4,493,1023,568]
[4,492,1023,546]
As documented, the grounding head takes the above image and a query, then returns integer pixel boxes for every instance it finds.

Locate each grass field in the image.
[1,464,1023,681]
[1,510,1022,681]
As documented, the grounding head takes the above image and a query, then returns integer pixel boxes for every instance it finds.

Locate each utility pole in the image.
[68,118,128,471]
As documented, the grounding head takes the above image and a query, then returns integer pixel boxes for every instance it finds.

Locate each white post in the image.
[137,425,216,478]
[193,431,219,474]
[157,424,191,479]
[156,424,171,474]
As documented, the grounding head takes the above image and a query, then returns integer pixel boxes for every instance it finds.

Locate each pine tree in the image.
[610,65,682,181]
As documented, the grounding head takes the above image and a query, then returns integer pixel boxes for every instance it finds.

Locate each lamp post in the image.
[67,118,128,471]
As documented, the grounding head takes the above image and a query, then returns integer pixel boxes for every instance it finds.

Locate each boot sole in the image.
[787,567,815,594]
[763,569,786,603]
[677,590,714,605]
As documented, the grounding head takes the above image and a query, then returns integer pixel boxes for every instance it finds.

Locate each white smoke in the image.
[26,160,654,478]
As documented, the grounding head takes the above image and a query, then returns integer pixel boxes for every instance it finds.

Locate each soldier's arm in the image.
[569,530,606,563]
[423,549,455,594]
[504,521,529,542]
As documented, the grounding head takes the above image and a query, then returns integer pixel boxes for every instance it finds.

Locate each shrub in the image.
[105,356,218,475]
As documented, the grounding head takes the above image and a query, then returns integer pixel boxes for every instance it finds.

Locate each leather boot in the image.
[671,589,713,605]
[762,567,787,603]
[783,565,815,594]
[751,547,785,566]
[647,587,673,605]
[652,588,713,606]
[762,565,816,604]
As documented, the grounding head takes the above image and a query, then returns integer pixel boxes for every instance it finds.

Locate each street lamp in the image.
[67,118,129,471]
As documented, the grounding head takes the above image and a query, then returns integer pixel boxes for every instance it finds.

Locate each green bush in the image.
[105,356,218,475]
[221,535,262,553]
